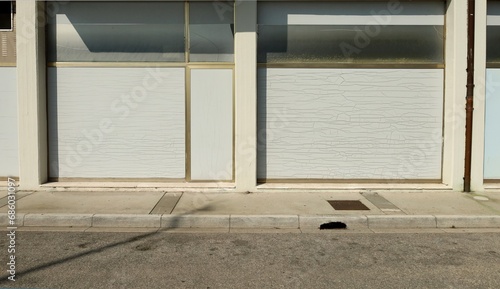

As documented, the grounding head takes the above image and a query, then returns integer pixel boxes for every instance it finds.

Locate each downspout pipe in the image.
[464,0,475,192]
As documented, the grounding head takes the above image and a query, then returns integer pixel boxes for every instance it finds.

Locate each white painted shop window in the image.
[0,1,13,31]
[257,1,445,64]
[485,1,500,179]
[46,1,185,62]
[189,2,234,62]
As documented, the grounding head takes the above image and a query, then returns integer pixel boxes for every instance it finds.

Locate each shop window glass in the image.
[189,2,234,62]
[257,2,444,64]
[47,1,185,62]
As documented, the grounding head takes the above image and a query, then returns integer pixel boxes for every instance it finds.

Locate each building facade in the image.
[0,0,499,192]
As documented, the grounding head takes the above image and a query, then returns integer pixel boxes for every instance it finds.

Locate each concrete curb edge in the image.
[0,214,499,230]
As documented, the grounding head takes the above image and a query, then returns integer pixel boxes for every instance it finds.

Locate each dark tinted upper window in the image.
[47,1,185,62]
[487,2,500,63]
[0,1,12,30]
[257,2,445,64]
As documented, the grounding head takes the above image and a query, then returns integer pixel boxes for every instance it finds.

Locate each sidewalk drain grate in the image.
[328,200,370,211]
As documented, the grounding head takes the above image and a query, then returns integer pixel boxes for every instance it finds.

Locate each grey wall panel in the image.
[485,69,500,179]
[48,67,185,178]
[190,69,233,180]
[258,68,444,180]
[0,67,18,177]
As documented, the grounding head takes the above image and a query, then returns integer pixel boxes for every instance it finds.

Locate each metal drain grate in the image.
[328,200,370,211]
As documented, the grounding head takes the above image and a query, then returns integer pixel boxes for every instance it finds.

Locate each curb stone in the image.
[367,215,437,229]
[24,213,92,227]
[436,215,500,228]
[230,215,299,229]
[0,213,499,230]
[0,213,25,227]
[161,215,230,228]
[93,214,161,228]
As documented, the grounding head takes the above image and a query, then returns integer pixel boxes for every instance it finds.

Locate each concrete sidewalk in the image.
[1,190,500,232]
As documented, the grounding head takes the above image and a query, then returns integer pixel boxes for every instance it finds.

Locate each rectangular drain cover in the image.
[328,200,370,211]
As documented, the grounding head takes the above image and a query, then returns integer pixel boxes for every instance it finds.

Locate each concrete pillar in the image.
[234,0,257,192]
[16,0,47,190]
[471,0,488,191]
[442,0,468,190]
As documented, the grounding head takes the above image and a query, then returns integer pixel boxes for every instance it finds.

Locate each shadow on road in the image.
[0,204,214,283]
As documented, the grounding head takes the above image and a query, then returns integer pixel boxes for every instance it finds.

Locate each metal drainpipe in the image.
[464,0,475,192]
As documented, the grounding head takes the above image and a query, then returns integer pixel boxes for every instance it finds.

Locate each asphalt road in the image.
[0,230,499,289]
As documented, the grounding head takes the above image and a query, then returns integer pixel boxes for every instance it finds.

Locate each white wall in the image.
[0,67,18,177]
[484,69,500,179]
[47,67,185,178]
[258,68,444,180]
[190,69,233,181]
[471,0,500,188]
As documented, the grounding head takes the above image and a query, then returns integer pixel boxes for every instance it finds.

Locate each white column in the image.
[16,0,47,190]
[471,0,488,191]
[442,0,468,190]
[234,0,257,192]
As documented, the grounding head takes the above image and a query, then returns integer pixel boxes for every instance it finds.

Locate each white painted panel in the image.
[0,67,18,177]
[485,69,500,179]
[190,69,233,180]
[48,67,185,178]
[258,2,444,25]
[258,68,444,180]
